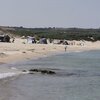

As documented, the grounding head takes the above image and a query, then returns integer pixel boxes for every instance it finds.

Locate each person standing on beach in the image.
[64,45,67,52]
[12,37,15,43]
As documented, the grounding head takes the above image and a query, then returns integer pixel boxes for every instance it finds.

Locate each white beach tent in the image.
[27,36,35,44]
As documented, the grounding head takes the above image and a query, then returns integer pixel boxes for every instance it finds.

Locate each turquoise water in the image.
[0,50,100,100]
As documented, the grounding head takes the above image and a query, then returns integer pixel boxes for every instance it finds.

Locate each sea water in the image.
[0,50,100,100]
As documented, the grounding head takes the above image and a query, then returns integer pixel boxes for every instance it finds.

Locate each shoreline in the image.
[0,38,100,79]
[1,42,100,64]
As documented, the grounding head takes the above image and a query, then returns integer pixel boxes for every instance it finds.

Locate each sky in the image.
[0,0,100,28]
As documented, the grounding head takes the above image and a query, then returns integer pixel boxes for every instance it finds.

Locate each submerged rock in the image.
[29,69,39,72]
[41,70,55,74]
[28,68,56,75]
[22,70,27,72]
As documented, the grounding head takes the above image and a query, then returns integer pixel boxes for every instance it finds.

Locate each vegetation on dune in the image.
[1,26,100,41]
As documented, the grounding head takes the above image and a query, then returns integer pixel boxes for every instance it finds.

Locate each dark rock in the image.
[22,70,27,72]
[29,68,56,75]
[47,71,56,74]
[41,70,48,74]
[29,69,39,72]
[41,70,56,74]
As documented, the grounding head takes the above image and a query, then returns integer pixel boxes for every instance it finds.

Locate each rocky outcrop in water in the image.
[22,68,81,77]
[28,69,56,75]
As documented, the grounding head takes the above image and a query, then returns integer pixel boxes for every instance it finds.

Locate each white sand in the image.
[0,38,100,63]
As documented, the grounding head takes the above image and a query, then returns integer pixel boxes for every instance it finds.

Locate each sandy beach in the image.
[0,38,100,78]
[0,38,100,63]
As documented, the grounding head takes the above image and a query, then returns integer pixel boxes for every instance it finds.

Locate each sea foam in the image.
[0,72,16,79]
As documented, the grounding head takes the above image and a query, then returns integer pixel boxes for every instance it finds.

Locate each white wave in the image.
[0,72,17,79]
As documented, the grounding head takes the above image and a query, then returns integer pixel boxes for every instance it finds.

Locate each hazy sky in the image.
[0,0,100,28]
